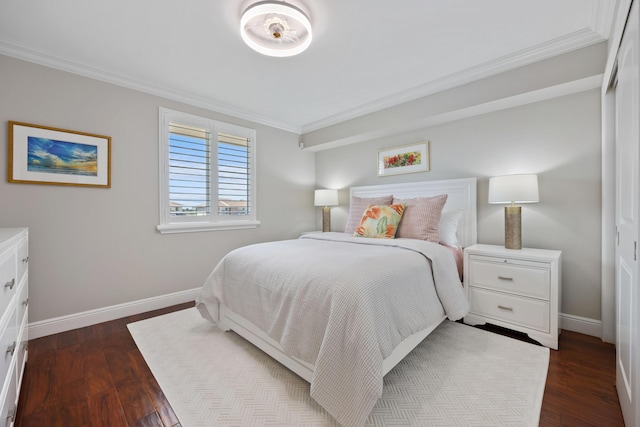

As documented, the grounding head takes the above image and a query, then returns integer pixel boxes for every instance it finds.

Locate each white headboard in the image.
[350,177,477,247]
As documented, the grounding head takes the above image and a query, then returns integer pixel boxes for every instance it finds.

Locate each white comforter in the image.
[196,232,469,427]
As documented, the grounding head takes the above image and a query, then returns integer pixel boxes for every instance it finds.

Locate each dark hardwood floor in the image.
[16,303,625,426]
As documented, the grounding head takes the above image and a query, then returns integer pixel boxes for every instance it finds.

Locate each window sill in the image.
[157,220,260,234]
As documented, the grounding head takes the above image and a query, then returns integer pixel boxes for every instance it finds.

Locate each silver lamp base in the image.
[504,206,521,249]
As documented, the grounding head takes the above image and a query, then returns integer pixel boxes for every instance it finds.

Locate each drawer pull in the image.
[4,278,15,290]
[22,256,29,264]
[22,298,29,307]
[6,341,16,356]
[7,407,15,422]
[498,305,514,312]
[497,276,513,281]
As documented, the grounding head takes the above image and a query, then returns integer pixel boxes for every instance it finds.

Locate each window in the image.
[157,108,258,233]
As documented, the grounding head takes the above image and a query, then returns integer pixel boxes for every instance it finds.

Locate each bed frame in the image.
[219,177,478,382]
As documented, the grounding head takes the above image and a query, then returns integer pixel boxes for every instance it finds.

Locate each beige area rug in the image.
[128,308,549,427]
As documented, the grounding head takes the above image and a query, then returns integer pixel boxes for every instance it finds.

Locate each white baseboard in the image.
[560,312,602,339]
[28,288,201,339]
[27,294,606,342]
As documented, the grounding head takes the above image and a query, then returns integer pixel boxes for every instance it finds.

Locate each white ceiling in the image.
[0,0,615,134]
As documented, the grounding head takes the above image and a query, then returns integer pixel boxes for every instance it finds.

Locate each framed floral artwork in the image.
[377,141,429,176]
[8,121,111,188]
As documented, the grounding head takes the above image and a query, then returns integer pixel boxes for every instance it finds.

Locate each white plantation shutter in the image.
[168,123,211,217]
[158,108,258,234]
[217,133,251,217]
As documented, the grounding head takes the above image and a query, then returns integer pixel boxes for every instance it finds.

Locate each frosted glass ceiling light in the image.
[241,1,312,57]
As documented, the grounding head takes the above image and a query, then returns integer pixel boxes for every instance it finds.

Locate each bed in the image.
[196,177,477,427]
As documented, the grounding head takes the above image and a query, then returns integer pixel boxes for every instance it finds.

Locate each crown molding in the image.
[301,28,606,133]
[0,23,606,137]
[0,41,303,134]
[304,74,603,152]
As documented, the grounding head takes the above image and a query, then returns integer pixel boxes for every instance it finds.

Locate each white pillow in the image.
[439,210,463,247]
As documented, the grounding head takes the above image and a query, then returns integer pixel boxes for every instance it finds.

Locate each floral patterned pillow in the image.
[354,204,405,238]
[344,195,393,234]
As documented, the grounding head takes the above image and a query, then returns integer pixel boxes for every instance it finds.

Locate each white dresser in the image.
[0,229,28,426]
[463,244,561,349]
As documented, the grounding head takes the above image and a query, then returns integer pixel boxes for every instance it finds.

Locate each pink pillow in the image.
[393,194,448,242]
[344,195,393,234]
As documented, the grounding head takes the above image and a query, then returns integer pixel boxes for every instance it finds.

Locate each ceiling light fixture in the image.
[240,1,312,57]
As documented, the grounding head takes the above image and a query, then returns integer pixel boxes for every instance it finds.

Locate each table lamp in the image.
[314,189,339,232]
[488,174,539,249]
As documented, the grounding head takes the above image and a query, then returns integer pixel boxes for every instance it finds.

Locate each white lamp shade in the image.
[488,174,539,204]
[314,189,339,207]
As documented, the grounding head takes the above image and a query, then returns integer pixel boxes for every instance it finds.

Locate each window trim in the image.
[157,108,259,234]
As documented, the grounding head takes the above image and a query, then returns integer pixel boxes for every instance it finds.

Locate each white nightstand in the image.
[463,244,562,349]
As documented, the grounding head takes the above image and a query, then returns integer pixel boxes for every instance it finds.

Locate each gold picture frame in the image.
[377,141,430,177]
[8,121,111,188]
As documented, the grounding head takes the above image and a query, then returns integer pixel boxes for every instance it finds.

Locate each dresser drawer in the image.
[0,358,17,427]
[469,287,550,333]
[468,257,550,300]
[16,312,28,391]
[16,238,28,287]
[0,251,17,320]
[0,305,17,392]
[16,278,28,333]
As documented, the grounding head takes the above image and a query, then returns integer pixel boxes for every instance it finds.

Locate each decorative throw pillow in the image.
[344,195,393,234]
[392,194,448,242]
[439,209,464,247]
[353,204,405,238]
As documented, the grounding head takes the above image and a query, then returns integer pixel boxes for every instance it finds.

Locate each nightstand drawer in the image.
[469,287,550,333]
[468,257,550,300]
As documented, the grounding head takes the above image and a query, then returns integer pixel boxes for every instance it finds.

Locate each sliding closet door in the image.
[615,1,639,425]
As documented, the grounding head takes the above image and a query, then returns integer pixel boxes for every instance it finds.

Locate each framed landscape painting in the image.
[8,121,111,188]
[378,141,430,176]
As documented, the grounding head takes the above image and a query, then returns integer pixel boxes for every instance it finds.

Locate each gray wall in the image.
[315,89,602,321]
[0,55,316,323]
[0,41,605,327]
[302,43,607,150]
